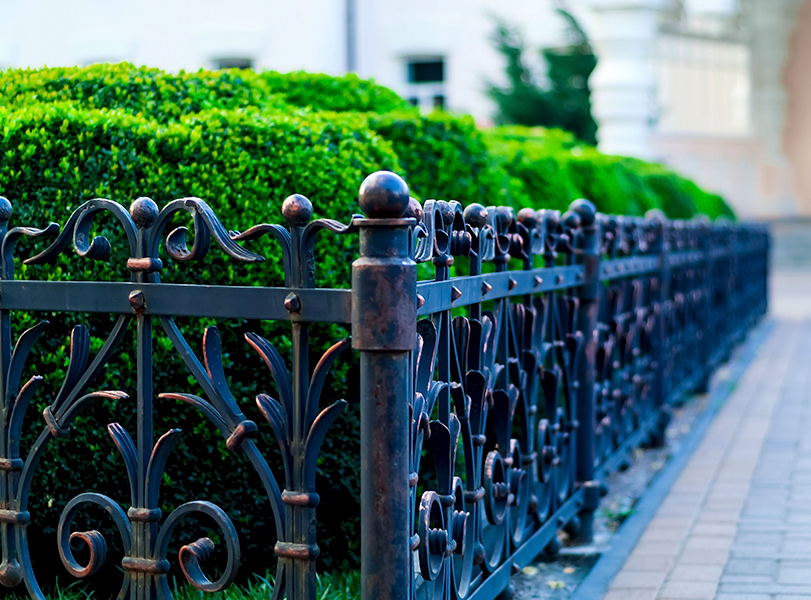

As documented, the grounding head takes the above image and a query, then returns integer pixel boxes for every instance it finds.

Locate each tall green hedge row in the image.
[0,63,733,584]
[482,125,735,218]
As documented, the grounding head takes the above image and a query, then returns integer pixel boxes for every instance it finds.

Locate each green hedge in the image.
[368,111,503,204]
[0,64,409,119]
[481,125,735,219]
[0,94,399,584]
[0,64,735,584]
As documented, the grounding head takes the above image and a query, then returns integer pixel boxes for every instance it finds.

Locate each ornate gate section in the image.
[0,170,767,600]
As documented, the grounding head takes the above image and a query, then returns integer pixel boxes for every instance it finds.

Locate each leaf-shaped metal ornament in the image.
[25,199,137,265]
[149,198,264,264]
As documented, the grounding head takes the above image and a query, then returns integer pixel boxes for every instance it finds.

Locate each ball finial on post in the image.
[569,198,597,227]
[130,197,159,229]
[0,197,12,225]
[517,208,539,229]
[562,210,581,231]
[282,194,314,227]
[464,203,488,228]
[403,197,423,222]
[644,208,666,225]
[358,171,410,218]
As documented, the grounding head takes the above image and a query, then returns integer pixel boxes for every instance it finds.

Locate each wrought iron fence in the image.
[0,170,767,600]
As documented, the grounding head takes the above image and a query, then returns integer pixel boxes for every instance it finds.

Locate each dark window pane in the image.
[408,97,420,106]
[408,60,444,83]
[433,94,445,109]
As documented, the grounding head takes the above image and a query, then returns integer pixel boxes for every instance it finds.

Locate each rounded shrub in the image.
[0,94,399,583]
[369,110,503,203]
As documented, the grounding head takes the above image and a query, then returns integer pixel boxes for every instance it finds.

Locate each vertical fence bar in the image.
[352,172,417,600]
[570,199,601,542]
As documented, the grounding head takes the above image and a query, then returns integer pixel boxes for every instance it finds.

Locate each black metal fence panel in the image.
[0,170,768,600]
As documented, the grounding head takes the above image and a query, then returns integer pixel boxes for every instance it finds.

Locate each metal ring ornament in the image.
[554,406,574,504]
[153,500,240,593]
[508,440,530,546]
[483,451,510,526]
[450,477,474,598]
[418,491,449,581]
[57,492,132,579]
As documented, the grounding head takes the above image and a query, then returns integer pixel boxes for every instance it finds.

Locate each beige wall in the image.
[783,0,811,215]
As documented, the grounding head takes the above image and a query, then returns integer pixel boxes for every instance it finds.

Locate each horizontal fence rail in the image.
[0,171,767,600]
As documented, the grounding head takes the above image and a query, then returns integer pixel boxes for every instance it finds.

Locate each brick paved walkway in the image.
[600,268,811,600]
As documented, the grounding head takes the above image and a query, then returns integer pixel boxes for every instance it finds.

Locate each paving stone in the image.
[668,564,723,581]
[781,538,811,555]
[724,558,777,576]
[603,591,659,600]
[778,563,811,585]
[691,523,738,536]
[682,535,734,551]
[677,548,734,565]
[719,583,811,595]
[631,541,683,558]
[650,516,694,529]
[658,580,718,599]
[719,574,774,584]
[609,570,669,589]
[622,555,676,572]
[640,527,690,543]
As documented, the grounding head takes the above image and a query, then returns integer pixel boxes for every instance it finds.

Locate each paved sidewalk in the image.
[602,271,811,600]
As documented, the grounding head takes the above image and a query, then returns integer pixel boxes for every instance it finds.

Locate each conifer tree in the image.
[488,9,598,145]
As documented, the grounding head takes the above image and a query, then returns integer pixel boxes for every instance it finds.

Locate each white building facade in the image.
[0,0,807,218]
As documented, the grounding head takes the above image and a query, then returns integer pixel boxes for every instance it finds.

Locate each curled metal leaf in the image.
[150,198,264,263]
[303,400,347,488]
[107,423,138,506]
[25,199,137,265]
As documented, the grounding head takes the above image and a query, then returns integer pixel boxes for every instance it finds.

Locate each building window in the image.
[408,60,444,84]
[212,57,254,70]
[404,57,446,112]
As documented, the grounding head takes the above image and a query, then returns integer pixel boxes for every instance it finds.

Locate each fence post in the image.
[570,199,601,542]
[645,211,669,447]
[352,171,417,600]
[695,219,713,393]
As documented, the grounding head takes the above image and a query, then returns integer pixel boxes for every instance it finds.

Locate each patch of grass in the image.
[14,571,361,600]
[601,496,635,531]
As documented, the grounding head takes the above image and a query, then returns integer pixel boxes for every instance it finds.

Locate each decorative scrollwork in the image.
[154,501,240,593]
[0,175,768,600]
[57,493,131,579]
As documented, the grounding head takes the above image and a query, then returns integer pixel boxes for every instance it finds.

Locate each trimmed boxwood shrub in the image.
[368,111,503,204]
[0,64,409,120]
[0,97,400,586]
[481,125,735,219]
[0,65,735,586]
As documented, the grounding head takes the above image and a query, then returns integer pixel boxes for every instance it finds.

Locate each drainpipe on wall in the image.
[346,0,357,72]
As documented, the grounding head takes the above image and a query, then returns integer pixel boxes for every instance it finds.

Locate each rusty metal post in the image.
[570,199,601,542]
[352,171,417,600]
